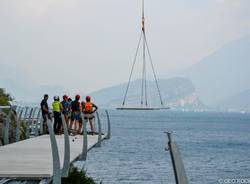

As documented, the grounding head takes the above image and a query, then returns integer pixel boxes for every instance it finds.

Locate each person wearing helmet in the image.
[69,95,82,135]
[82,96,98,135]
[52,96,63,134]
[61,95,70,127]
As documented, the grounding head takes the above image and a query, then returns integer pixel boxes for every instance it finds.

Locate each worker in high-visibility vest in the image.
[52,96,63,134]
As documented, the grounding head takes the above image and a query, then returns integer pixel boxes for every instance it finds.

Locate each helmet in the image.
[86,96,91,101]
[54,96,59,101]
[75,94,80,100]
[63,95,68,100]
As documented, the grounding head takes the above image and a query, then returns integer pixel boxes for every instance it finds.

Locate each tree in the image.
[0,88,12,106]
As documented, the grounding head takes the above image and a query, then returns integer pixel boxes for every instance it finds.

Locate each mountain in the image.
[89,77,203,109]
[217,89,250,112]
[180,36,250,105]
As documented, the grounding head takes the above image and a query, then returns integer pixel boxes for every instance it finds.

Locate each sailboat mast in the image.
[141,0,148,106]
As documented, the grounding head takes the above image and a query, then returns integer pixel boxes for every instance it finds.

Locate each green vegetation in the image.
[0,88,12,106]
[62,167,96,184]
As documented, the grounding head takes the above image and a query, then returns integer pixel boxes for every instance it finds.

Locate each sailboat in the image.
[117,0,169,110]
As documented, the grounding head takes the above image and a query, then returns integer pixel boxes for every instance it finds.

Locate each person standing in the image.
[52,96,63,134]
[69,95,82,135]
[82,96,98,135]
[61,95,70,127]
[40,94,50,134]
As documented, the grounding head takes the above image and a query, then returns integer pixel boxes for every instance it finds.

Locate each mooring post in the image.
[47,116,61,184]
[80,112,88,161]
[95,111,102,147]
[105,110,111,139]
[61,114,70,177]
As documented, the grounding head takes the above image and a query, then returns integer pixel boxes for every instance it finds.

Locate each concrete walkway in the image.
[0,134,104,179]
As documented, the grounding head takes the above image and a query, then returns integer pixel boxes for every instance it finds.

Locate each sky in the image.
[0,0,250,96]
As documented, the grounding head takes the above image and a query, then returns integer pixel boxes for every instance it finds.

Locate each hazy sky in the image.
[0,0,250,94]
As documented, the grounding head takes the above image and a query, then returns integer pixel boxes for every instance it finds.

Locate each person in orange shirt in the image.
[82,96,98,135]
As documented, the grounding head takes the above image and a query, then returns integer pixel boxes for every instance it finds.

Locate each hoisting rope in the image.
[121,0,164,107]
[122,31,143,106]
[144,33,164,106]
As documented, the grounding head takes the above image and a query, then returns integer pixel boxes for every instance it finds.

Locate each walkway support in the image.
[95,111,102,147]
[47,116,61,184]
[105,110,111,139]
[80,113,88,161]
[61,114,70,178]
[164,131,188,184]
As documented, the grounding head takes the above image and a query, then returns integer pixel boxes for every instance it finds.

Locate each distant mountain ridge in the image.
[217,89,250,112]
[90,77,203,109]
[180,36,250,105]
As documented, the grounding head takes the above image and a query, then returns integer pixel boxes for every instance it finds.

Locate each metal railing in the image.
[0,106,111,184]
[46,109,111,184]
[0,106,44,145]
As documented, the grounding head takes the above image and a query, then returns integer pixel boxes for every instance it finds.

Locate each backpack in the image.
[71,100,80,111]
[84,102,93,113]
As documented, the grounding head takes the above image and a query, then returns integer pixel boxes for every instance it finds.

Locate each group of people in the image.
[40,94,98,135]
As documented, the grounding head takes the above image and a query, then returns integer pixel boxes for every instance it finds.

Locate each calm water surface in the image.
[83,110,250,184]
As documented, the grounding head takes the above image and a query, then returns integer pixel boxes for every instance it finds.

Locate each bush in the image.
[62,167,96,184]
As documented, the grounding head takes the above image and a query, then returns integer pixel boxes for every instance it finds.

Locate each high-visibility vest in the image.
[52,101,61,112]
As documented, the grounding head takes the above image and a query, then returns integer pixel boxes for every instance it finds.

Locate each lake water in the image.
[83,110,250,184]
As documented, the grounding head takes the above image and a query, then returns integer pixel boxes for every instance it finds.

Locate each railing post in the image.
[61,114,70,177]
[80,112,88,161]
[47,116,61,184]
[15,108,24,142]
[164,131,188,184]
[2,112,9,145]
[23,107,29,120]
[31,108,39,137]
[30,107,37,135]
[95,111,102,147]
[25,108,34,139]
[16,106,21,116]
[36,109,43,135]
[105,110,111,139]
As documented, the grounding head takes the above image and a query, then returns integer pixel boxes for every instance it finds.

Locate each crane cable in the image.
[122,31,143,106]
[144,33,164,106]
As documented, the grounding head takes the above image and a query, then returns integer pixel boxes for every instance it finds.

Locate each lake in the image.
[83,110,250,184]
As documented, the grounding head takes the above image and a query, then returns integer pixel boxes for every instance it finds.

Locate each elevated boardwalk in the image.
[0,134,105,179]
[0,106,111,184]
